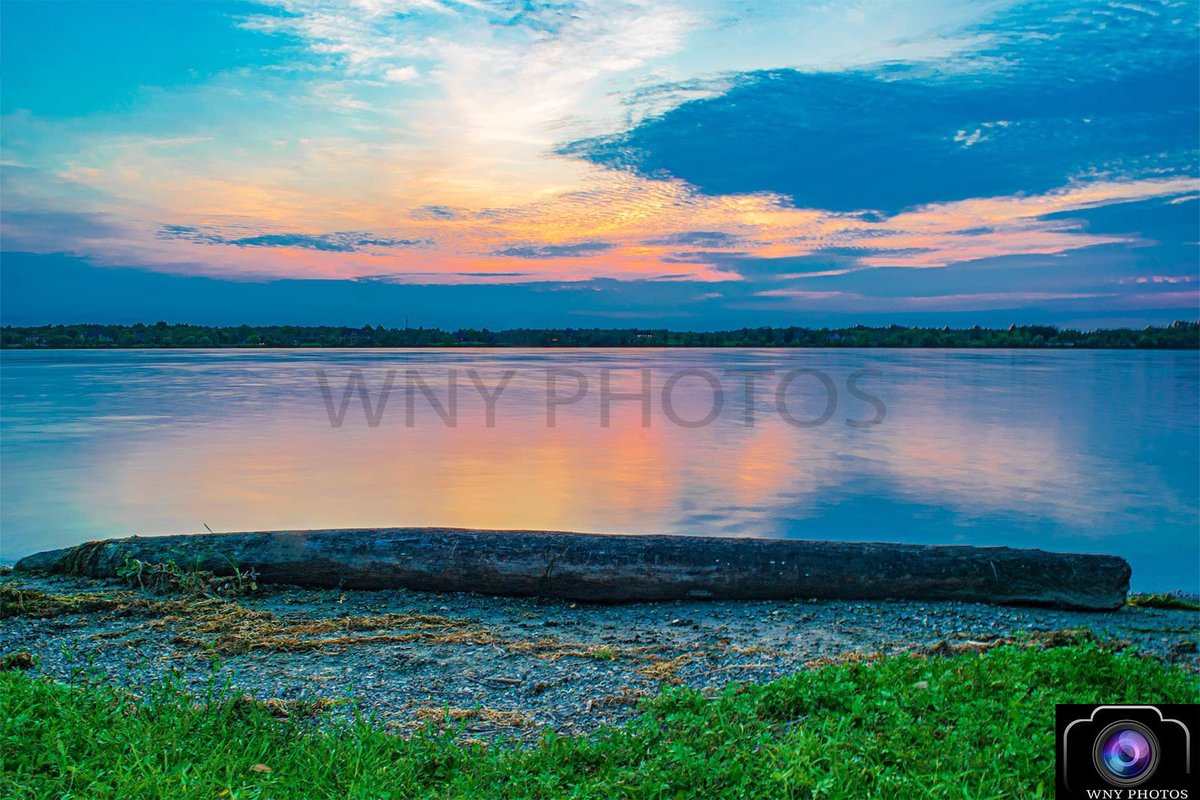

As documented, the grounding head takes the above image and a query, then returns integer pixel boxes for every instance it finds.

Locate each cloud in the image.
[566,67,1197,214]
[383,65,419,82]
[157,226,432,252]
[353,270,533,283]
[491,241,617,258]
[7,251,1197,329]
[642,231,740,247]
[410,205,459,220]
[2,0,1196,321]
[565,2,1198,213]
[1,210,127,243]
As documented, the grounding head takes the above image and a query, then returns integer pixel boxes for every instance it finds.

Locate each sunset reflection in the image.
[1,349,1196,589]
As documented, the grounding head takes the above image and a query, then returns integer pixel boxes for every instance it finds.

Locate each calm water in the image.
[1,349,1196,591]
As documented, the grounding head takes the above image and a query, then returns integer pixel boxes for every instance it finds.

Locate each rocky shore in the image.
[2,573,1196,741]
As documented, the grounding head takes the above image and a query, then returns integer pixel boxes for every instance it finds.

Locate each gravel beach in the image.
[3,573,1197,741]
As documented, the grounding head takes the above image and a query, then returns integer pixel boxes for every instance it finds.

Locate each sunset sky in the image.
[2,0,1197,328]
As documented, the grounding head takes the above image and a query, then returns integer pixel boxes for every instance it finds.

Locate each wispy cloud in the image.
[158,226,431,252]
[492,242,615,258]
[1,0,1196,321]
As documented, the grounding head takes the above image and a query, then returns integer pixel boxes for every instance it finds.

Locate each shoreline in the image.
[3,573,1196,741]
[4,321,1198,350]
[7,640,1195,799]
[2,559,1193,598]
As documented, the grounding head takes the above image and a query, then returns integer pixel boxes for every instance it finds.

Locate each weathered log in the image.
[15,528,1131,610]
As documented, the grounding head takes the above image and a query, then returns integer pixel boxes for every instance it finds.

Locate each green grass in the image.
[1,643,1197,799]
[1128,592,1200,611]
[590,645,620,661]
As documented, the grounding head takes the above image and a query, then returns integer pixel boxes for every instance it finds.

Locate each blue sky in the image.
[1,0,1197,327]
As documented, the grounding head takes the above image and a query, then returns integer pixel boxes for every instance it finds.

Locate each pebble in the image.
[2,573,1196,742]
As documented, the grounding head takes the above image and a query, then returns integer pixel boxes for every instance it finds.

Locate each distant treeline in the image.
[2,321,1198,349]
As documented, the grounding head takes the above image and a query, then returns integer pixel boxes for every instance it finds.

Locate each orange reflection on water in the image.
[3,349,1196,590]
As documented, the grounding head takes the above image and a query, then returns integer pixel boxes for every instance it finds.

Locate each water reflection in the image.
[1,349,1196,590]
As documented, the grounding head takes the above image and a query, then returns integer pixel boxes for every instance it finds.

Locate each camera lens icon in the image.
[1093,721,1160,787]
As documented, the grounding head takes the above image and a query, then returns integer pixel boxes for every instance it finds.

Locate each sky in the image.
[1,0,1198,328]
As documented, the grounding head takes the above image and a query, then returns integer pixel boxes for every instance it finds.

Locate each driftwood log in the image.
[15,528,1131,610]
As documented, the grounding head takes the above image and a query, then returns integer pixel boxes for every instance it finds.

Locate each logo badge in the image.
[1057,704,1198,798]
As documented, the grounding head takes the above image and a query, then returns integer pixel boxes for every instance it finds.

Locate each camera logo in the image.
[1057,704,1198,798]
